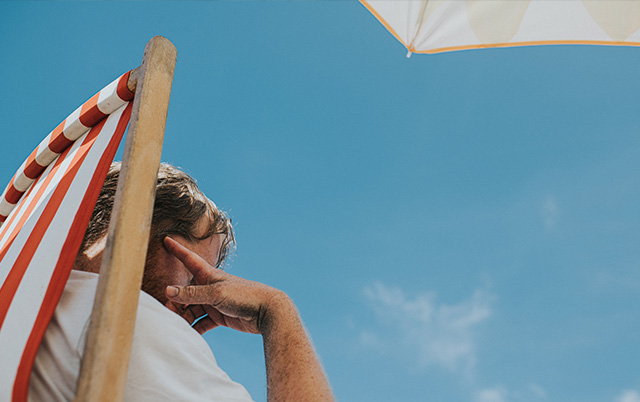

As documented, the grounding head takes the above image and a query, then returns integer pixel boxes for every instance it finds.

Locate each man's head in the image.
[78,162,234,303]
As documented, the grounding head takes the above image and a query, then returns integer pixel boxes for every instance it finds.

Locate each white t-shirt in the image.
[29,270,254,402]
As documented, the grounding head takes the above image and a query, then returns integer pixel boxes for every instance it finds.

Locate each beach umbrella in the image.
[360,0,640,56]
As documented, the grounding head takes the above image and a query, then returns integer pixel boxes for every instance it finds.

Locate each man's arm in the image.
[163,237,334,402]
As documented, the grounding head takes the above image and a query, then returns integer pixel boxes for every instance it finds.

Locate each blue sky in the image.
[1,1,639,402]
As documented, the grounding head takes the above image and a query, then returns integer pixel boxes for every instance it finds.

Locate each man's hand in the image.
[163,236,291,336]
[163,236,334,402]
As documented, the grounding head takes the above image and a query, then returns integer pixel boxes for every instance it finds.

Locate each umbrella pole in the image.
[74,36,177,402]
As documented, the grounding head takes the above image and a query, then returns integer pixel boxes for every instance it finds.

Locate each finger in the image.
[203,305,260,334]
[181,306,197,325]
[166,283,222,305]
[184,305,207,325]
[164,237,225,284]
[192,316,219,335]
[203,306,231,328]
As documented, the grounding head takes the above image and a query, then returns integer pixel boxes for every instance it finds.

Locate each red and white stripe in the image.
[0,72,134,226]
[0,72,134,401]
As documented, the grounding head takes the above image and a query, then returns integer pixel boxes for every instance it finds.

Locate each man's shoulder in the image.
[127,285,254,401]
[134,288,212,354]
[31,269,253,402]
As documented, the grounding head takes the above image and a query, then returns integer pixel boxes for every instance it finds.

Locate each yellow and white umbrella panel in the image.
[360,0,640,55]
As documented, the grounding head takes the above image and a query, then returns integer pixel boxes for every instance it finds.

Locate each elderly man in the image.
[29,162,333,402]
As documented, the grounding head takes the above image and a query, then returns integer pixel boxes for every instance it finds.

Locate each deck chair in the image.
[0,36,177,402]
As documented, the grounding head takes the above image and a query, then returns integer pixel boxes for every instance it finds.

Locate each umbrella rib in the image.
[407,0,430,56]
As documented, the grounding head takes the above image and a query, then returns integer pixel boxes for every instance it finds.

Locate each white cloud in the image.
[593,270,640,292]
[617,390,640,402]
[474,387,508,402]
[472,383,547,402]
[357,330,380,348]
[541,194,560,230]
[528,383,547,399]
[361,282,494,373]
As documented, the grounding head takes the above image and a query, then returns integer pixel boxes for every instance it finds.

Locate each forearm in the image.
[162,237,333,400]
[261,295,334,402]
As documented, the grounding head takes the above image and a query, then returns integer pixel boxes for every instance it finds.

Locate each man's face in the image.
[142,218,222,307]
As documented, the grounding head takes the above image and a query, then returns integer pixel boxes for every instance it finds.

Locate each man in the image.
[29,162,333,401]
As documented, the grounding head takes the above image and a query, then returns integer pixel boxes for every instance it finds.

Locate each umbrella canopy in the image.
[360,0,640,56]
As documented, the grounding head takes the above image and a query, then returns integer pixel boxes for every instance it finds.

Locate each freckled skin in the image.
[163,236,334,402]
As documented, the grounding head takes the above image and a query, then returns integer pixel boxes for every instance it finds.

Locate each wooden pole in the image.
[74,36,177,402]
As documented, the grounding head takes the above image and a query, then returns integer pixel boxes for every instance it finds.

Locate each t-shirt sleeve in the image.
[124,293,255,402]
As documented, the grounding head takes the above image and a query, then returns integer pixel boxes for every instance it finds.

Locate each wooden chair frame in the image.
[73,36,177,402]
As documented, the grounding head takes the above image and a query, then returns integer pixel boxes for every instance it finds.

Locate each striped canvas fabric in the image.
[0,72,135,401]
[360,0,640,55]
